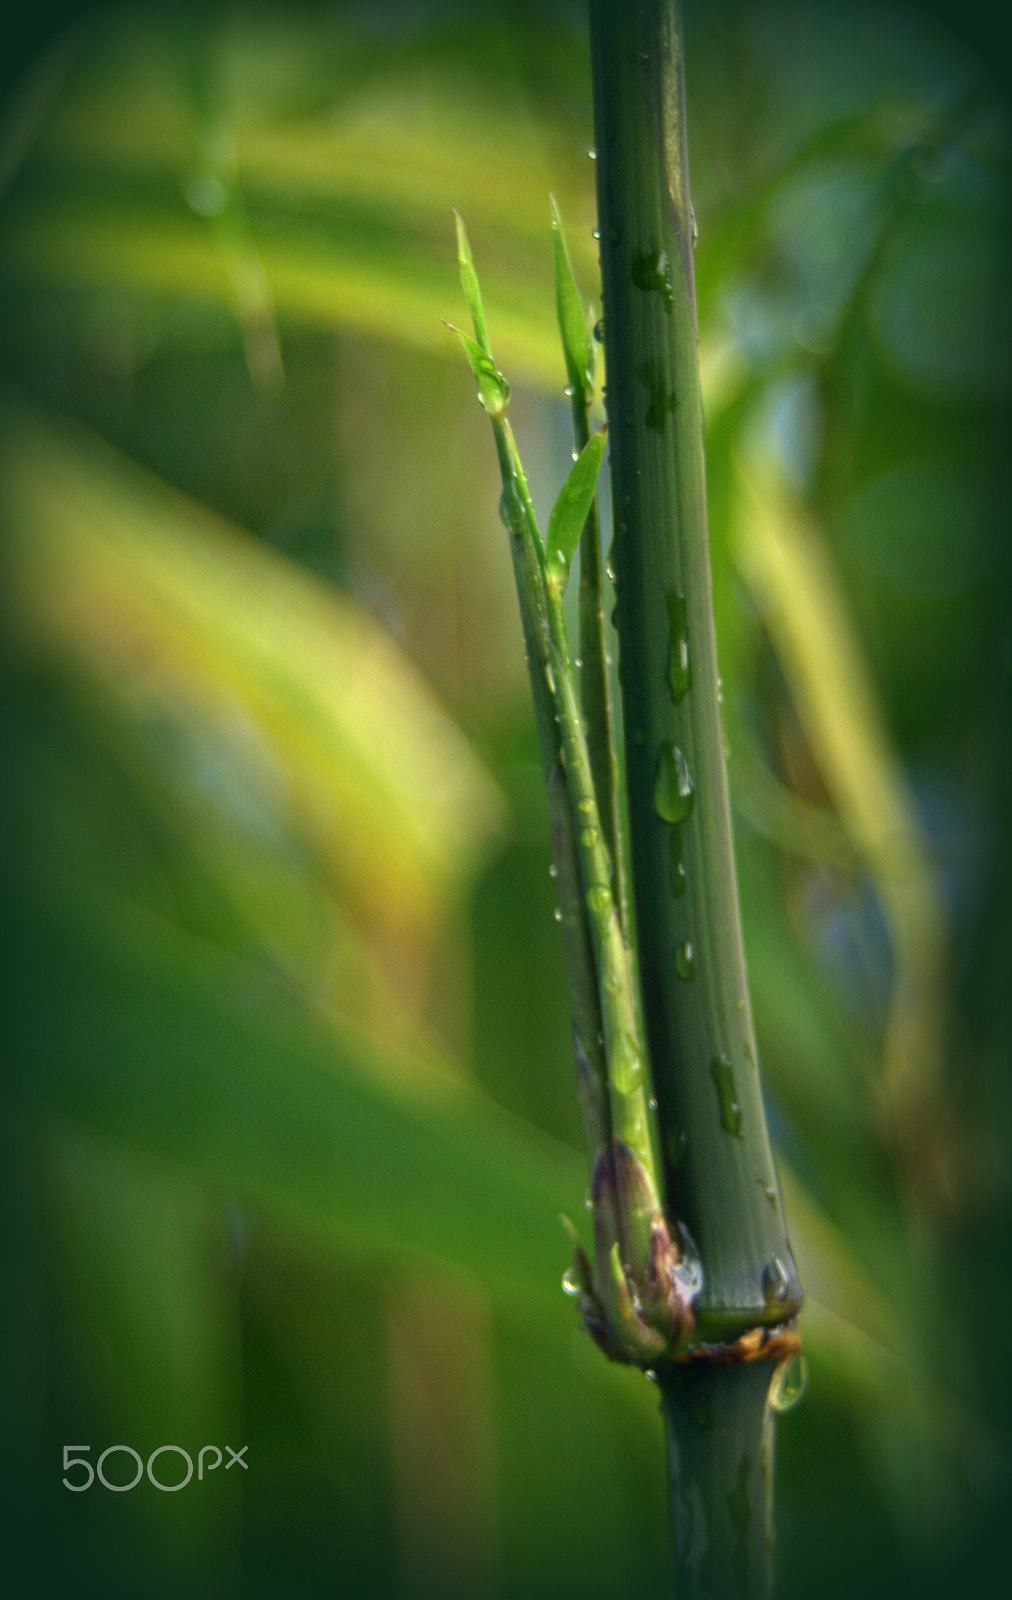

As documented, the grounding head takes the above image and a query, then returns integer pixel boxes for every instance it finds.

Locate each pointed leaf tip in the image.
[454,211,491,357]
[552,201,595,402]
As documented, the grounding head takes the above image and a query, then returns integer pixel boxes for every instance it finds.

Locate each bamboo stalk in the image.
[588,0,800,1340]
[588,1,803,1591]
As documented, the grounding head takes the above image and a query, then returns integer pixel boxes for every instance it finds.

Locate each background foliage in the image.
[1,2,1009,1597]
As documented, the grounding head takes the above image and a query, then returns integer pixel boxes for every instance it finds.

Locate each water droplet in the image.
[610,1030,642,1094]
[586,885,611,921]
[637,357,677,431]
[709,1054,743,1138]
[674,941,695,980]
[674,1224,704,1303]
[670,834,687,897]
[631,248,674,312]
[648,1096,658,1112]
[666,593,691,703]
[593,319,605,343]
[588,145,597,160]
[653,743,694,825]
[578,796,595,818]
[758,1180,778,1210]
[584,1189,593,1210]
[644,1368,658,1384]
[561,1266,581,1297]
[689,203,699,250]
[761,1257,791,1306]
[592,229,600,241]
[771,1353,808,1414]
[548,862,557,878]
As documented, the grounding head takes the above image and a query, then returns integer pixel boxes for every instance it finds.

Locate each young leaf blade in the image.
[454,210,492,356]
[551,195,595,405]
[546,424,608,588]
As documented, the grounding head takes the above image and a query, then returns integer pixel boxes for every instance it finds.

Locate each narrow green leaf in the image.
[445,321,511,417]
[551,195,595,403]
[545,424,608,587]
[454,209,492,356]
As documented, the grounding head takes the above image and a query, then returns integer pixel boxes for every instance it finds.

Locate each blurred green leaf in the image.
[1,393,503,960]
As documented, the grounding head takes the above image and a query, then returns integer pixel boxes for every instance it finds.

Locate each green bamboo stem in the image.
[659,1364,777,1600]
[588,0,801,1335]
[588,4,803,1589]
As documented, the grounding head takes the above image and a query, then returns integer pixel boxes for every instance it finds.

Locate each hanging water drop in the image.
[586,885,612,922]
[653,743,694,825]
[670,834,687,897]
[709,1054,743,1138]
[674,941,695,980]
[761,1257,791,1307]
[610,1030,642,1094]
[666,593,691,703]
[561,1266,581,1297]
[631,247,674,312]
[771,1353,808,1414]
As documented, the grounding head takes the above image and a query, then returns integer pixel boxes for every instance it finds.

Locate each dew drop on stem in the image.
[654,742,694,825]
[666,592,691,703]
[709,1054,743,1138]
